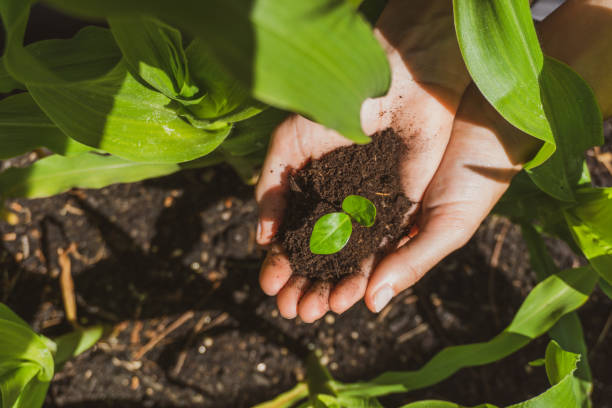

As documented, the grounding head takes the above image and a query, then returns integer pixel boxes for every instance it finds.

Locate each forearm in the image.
[540,0,612,118]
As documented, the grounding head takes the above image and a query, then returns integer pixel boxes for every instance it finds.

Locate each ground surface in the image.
[1,4,611,407]
[1,128,611,407]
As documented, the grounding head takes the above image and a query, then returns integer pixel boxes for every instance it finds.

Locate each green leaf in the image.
[453,0,603,201]
[221,108,287,157]
[0,25,121,87]
[26,62,232,162]
[0,93,90,159]
[528,359,546,368]
[524,58,603,201]
[52,325,105,368]
[563,188,612,286]
[0,152,184,199]
[599,279,612,300]
[0,1,230,163]
[184,39,262,121]
[342,195,376,227]
[310,212,352,255]
[9,376,49,408]
[521,224,593,405]
[545,340,578,386]
[252,382,308,408]
[0,364,39,408]
[45,0,391,143]
[0,321,54,383]
[0,304,31,329]
[397,342,581,408]
[109,16,201,102]
[334,266,598,397]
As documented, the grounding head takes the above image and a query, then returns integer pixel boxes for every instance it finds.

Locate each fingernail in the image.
[373,285,394,313]
[256,221,263,242]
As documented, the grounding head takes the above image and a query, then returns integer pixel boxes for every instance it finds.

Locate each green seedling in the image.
[309,195,376,255]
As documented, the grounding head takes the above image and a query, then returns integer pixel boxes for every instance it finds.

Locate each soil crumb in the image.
[278,129,414,281]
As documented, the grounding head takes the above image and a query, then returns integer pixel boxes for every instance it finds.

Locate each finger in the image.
[328,255,375,314]
[298,281,332,323]
[277,276,311,319]
[259,248,292,296]
[329,273,368,315]
[255,116,305,246]
[365,206,475,313]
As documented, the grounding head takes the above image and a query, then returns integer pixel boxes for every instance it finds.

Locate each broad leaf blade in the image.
[310,212,352,255]
[453,0,602,201]
[53,325,105,368]
[342,195,376,227]
[27,63,232,162]
[0,93,90,159]
[563,187,612,286]
[109,16,201,102]
[46,0,391,143]
[336,267,597,397]
[545,340,579,386]
[0,2,230,163]
[0,153,182,199]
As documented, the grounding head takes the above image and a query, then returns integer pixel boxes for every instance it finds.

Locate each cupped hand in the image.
[255,0,473,322]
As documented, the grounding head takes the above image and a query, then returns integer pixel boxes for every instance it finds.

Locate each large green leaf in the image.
[0,93,90,159]
[453,0,603,201]
[45,0,390,143]
[108,16,201,102]
[0,304,54,408]
[0,0,231,163]
[27,62,232,162]
[521,224,593,407]
[0,152,183,199]
[563,188,612,286]
[398,341,581,408]
[0,25,121,92]
[183,39,265,123]
[334,266,598,397]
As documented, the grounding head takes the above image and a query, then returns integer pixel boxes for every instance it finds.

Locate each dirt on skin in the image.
[278,129,414,281]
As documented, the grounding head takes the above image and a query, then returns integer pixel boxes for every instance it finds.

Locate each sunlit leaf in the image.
[0,93,90,159]
[46,0,391,143]
[342,195,376,227]
[563,187,612,286]
[310,213,352,255]
[454,0,603,201]
[0,0,230,163]
[52,325,105,368]
[0,153,182,199]
[334,267,597,397]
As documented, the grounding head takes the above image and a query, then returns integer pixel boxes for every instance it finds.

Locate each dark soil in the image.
[279,129,414,281]
[1,5,611,408]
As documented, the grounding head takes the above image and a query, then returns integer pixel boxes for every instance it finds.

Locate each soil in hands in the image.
[278,129,414,281]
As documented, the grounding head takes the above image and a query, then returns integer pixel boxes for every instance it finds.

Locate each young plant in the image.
[0,303,104,408]
[309,195,376,255]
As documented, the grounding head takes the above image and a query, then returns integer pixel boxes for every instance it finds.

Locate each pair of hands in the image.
[255,0,539,323]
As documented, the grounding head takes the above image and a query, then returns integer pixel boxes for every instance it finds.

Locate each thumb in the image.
[364,205,478,313]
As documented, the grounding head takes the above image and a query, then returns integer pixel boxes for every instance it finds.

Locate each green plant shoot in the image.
[342,194,377,227]
[310,195,376,255]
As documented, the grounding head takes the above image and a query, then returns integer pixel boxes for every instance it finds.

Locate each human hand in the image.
[255,0,471,322]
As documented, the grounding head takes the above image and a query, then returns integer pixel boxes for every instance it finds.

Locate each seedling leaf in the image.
[310,213,352,255]
[342,195,376,227]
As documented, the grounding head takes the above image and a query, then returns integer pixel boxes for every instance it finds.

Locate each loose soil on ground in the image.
[1,6,611,407]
